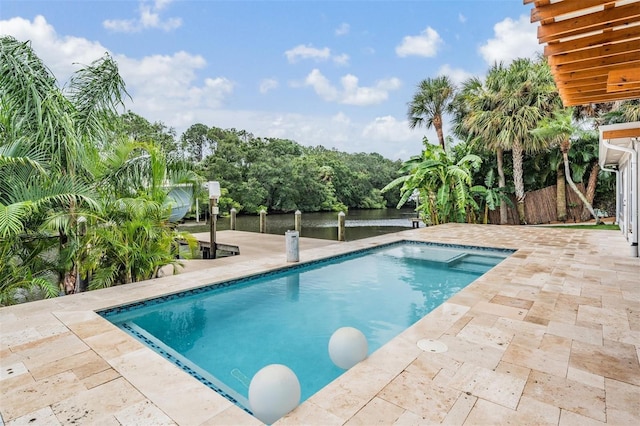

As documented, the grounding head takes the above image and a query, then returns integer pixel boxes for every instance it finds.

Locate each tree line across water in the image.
[143,119,404,215]
[1,35,637,304]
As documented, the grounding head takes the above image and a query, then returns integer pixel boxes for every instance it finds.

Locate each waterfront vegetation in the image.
[1,35,637,304]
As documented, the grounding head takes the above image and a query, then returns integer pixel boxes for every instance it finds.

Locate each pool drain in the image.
[417,339,448,353]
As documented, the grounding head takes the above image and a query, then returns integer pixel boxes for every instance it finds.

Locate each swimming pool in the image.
[100,241,512,415]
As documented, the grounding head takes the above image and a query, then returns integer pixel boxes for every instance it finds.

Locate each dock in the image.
[167,230,339,275]
[195,240,241,258]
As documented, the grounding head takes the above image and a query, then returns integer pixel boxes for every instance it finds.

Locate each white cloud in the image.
[0,15,233,131]
[303,69,401,106]
[396,27,443,58]
[259,78,279,94]
[332,53,350,66]
[304,69,340,102]
[0,15,422,160]
[243,111,420,158]
[335,22,350,36]
[362,116,414,142]
[115,53,234,115]
[459,13,467,24]
[284,44,349,66]
[362,116,425,159]
[437,64,475,86]
[332,112,351,125]
[285,44,331,63]
[479,15,541,65]
[103,0,182,33]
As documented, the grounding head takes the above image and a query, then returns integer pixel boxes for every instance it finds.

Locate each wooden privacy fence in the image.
[488,183,587,225]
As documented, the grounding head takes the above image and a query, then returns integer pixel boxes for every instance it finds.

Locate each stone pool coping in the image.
[1,224,639,425]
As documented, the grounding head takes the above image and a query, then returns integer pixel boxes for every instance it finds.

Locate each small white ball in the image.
[248,364,300,424]
[328,327,368,369]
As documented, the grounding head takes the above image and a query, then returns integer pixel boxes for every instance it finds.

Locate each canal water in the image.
[179,208,419,241]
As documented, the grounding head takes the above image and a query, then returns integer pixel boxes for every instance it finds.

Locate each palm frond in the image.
[0,201,32,238]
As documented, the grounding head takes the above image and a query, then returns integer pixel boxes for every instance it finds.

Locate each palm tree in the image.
[1,36,129,295]
[1,36,132,300]
[473,168,514,224]
[498,58,561,223]
[407,76,456,151]
[80,139,200,288]
[568,133,601,221]
[531,108,599,222]
[1,36,203,301]
[453,67,511,224]
[550,148,568,222]
[382,140,482,224]
[79,197,197,288]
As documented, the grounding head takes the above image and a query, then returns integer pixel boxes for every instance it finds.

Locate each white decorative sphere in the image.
[248,364,301,424]
[328,327,368,369]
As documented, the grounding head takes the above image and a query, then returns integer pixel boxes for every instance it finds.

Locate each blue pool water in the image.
[100,241,511,412]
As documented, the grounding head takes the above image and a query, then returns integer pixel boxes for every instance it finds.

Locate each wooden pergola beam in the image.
[538,3,640,44]
[607,81,640,93]
[544,25,640,56]
[602,128,640,139]
[560,86,640,99]
[554,56,640,76]
[564,90,640,105]
[555,75,608,88]
[525,0,640,106]
[553,62,639,80]
[531,0,613,23]
[548,40,640,66]
[560,82,609,95]
[607,67,640,84]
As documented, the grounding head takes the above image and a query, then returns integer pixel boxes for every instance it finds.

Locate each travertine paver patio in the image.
[1,224,639,425]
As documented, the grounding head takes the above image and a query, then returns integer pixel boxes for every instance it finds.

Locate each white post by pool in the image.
[259,209,267,233]
[285,230,299,262]
[208,181,221,259]
[230,207,237,230]
[338,211,346,241]
[294,210,302,233]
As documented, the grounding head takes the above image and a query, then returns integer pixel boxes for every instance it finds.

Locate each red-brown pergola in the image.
[524,0,640,109]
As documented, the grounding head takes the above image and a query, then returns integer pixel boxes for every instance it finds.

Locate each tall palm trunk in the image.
[63,268,77,294]
[512,142,526,224]
[581,161,600,221]
[556,163,567,222]
[433,115,446,151]
[561,140,598,223]
[496,148,507,224]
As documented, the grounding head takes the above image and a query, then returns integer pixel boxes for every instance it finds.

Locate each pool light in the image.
[248,364,301,424]
[328,327,368,369]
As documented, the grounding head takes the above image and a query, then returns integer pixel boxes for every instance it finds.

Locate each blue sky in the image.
[1,0,541,159]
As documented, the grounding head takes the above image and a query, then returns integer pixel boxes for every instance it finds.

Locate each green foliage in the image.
[79,198,197,288]
[474,169,514,224]
[0,36,200,303]
[195,127,401,214]
[382,141,482,224]
[407,76,456,150]
[119,111,178,156]
[530,107,599,222]
[0,233,59,305]
[452,57,561,224]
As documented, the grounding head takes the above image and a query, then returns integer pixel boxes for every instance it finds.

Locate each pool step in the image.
[447,262,493,274]
[382,248,505,274]
[447,254,505,274]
